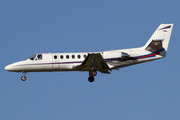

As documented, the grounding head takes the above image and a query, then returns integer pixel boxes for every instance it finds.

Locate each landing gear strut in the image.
[89,70,97,76]
[88,70,97,82]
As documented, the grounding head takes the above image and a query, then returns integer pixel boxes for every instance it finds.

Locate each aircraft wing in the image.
[73,53,111,74]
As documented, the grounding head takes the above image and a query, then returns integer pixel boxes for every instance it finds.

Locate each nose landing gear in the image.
[21,75,27,81]
[21,72,27,81]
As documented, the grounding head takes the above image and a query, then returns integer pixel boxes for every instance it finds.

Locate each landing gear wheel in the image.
[21,75,27,81]
[89,70,97,76]
[88,76,95,82]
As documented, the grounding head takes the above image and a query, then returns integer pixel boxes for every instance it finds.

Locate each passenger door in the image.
[52,54,59,69]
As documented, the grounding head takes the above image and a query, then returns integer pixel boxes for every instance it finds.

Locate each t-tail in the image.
[143,23,173,57]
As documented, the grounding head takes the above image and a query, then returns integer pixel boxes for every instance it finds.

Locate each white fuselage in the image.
[5,47,164,73]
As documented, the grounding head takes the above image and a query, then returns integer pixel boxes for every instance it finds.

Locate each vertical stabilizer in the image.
[144,24,173,52]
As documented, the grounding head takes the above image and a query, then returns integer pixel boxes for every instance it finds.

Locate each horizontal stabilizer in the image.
[121,52,136,61]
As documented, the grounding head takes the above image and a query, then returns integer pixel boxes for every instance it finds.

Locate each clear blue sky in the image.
[1,0,180,120]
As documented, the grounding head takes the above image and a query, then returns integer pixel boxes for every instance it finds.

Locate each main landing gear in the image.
[88,70,97,82]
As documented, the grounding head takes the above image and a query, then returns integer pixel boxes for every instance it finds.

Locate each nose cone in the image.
[5,60,28,72]
[5,62,22,72]
[5,64,13,71]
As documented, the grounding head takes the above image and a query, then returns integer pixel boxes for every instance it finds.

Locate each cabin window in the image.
[84,55,87,59]
[72,55,75,59]
[66,55,69,59]
[77,55,81,59]
[54,55,57,59]
[60,55,63,59]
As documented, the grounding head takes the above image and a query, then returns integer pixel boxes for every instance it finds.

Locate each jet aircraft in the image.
[5,24,173,82]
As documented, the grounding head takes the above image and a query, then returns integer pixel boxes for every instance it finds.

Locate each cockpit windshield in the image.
[29,54,42,61]
[37,54,42,60]
[29,54,36,60]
